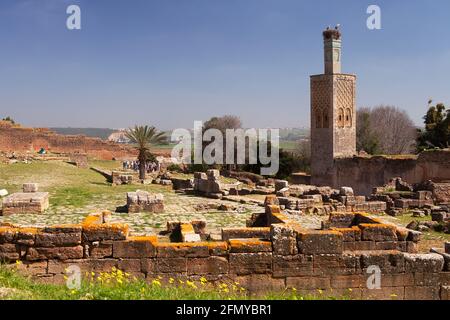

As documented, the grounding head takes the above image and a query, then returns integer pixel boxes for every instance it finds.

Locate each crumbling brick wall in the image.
[0,122,135,160]
[1,209,449,300]
[313,150,450,196]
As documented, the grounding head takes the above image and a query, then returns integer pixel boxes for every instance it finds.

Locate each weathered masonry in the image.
[1,199,448,300]
[309,28,450,195]
[310,27,356,185]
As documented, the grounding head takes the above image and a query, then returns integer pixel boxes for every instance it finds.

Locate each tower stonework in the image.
[310,27,356,186]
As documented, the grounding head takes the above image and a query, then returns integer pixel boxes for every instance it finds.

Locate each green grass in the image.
[0,265,346,300]
[0,160,172,208]
[393,213,450,248]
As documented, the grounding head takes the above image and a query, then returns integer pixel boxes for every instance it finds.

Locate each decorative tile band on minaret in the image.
[310,26,357,187]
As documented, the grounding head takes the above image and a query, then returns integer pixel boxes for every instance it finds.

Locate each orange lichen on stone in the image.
[358,223,396,231]
[83,222,129,233]
[354,212,383,224]
[156,241,227,250]
[298,229,343,239]
[127,235,158,245]
[0,226,18,234]
[395,227,409,241]
[331,226,361,241]
[180,223,195,233]
[267,205,281,214]
[229,238,272,253]
[82,215,103,227]
[0,226,18,242]
[17,227,40,235]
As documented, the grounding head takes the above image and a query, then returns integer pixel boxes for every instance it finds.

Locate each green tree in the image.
[125,125,166,180]
[417,101,450,152]
[2,116,15,124]
[356,108,380,154]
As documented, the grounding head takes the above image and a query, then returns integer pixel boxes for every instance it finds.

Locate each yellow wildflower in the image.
[152,279,161,287]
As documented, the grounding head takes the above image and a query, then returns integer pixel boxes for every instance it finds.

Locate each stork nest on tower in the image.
[323,28,341,40]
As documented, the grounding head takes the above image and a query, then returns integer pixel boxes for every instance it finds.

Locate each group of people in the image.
[122,160,160,173]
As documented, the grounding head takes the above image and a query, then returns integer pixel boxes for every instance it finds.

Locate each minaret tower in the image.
[310,26,356,186]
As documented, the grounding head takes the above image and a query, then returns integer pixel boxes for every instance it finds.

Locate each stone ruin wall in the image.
[313,150,450,196]
[0,122,135,160]
[1,206,449,300]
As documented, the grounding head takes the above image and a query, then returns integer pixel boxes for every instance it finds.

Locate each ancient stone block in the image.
[0,226,17,243]
[328,212,355,228]
[194,172,207,180]
[404,253,444,273]
[297,230,343,254]
[313,253,359,276]
[271,224,298,255]
[26,246,84,261]
[156,258,187,273]
[274,180,289,192]
[272,254,313,277]
[331,226,361,242]
[187,257,228,275]
[15,261,48,277]
[89,241,113,258]
[22,183,38,193]
[235,274,285,293]
[0,243,20,261]
[358,224,398,242]
[180,223,201,242]
[353,241,376,251]
[330,274,366,289]
[206,169,220,180]
[407,230,422,242]
[404,286,440,300]
[395,227,409,241]
[229,239,272,253]
[381,273,414,287]
[229,252,272,275]
[222,227,270,241]
[127,191,164,213]
[286,276,331,290]
[35,228,82,247]
[156,243,209,258]
[413,273,440,287]
[374,241,398,251]
[141,259,156,274]
[82,223,129,242]
[340,187,354,196]
[15,227,39,246]
[360,250,405,273]
[2,192,49,215]
[113,236,157,258]
[117,259,142,273]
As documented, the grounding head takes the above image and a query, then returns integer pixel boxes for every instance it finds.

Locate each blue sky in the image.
[0,0,449,130]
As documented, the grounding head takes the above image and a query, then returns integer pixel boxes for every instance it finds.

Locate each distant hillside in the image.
[279,128,309,141]
[50,128,116,140]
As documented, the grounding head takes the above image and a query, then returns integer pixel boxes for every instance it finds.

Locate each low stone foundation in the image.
[1,184,49,215]
[126,191,164,213]
[1,204,449,299]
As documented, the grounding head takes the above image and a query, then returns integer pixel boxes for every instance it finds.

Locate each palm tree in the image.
[125,125,166,180]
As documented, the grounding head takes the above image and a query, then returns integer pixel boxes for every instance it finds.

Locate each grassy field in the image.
[0,160,259,236]
[0,264,347,300]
